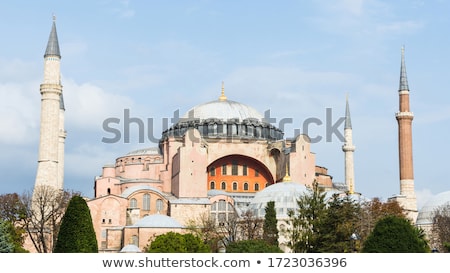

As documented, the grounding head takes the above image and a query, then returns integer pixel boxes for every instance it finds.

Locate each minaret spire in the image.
[399,45,409,91]
[45,16,61,58]
[390,46,417,222]
[344,93,352,129]
[342,94,355,194]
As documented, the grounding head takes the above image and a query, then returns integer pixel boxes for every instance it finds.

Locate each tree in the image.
[239,209,263,241]
[431,204,450,252]
[185,212,223,252]
[145,232,210,253]
[21,186,76,253]
[53,195,98,253]
[0,220,14,253]
[287,180,327,252]
[226,239,283,253]
[0,193,28,252]
[358,197,405,244]
[0,193,27,223]
[263,201,278,246]
[362,215,430,253]
[318,193,361,253]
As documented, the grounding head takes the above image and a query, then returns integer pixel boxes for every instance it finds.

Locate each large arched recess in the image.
[206,154,275,193]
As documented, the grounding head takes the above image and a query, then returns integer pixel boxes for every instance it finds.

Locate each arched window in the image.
[232,160,238,175]
[156,199,163,213]
[210,181,215,189]
[232,182,237,191]
[221,181,226,190]
[254,183,260,191]
[143,194,150,211]
[107,188,111,195]
[130,198,137,208]
[243,182,249,191]
[131,235,138,246]
[210,166,216,176]
[211,199,235,226]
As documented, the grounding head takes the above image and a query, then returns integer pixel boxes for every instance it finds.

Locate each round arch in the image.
[206,154,275,193]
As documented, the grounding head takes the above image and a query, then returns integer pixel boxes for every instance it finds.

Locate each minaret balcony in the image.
[342,144,355,152]
[395,111,414,119]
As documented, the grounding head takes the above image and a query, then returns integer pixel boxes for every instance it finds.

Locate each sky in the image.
[0,0,449,210]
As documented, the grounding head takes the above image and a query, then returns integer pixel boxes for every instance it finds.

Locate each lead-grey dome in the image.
[248,182,309,218]
[416,190,450,226]
[161,96,284,141]
[182,99,264,122]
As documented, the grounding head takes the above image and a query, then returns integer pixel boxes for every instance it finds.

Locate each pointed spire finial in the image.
[399,45,409,91]
[219,81,227,101]
[345,93,352,129]
[282,159,291,182]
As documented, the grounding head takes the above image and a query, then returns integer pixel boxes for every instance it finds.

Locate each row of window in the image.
[210,162,260,177]
[129,195,164,212]
[210,181,266,191]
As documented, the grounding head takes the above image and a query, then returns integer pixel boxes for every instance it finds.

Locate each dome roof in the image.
[182,99,264,122]
[120,244,141,253]
[133,214,184,228]
[126,147,161,156]
[248,182,309,218]
[416,190,450,226]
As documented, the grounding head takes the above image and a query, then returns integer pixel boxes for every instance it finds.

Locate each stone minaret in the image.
[34,17,64,191]
[342,95,355,194]
[391,46,417,221]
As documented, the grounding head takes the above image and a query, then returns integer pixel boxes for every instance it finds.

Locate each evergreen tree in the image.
[0,220,14,253]
[53,195,98,253]
[226,239,283,253]
[318,194,361,252]
[146,232,210,253]
[263,201,279,246]
[288,180,327,253]
[362,215,430,253]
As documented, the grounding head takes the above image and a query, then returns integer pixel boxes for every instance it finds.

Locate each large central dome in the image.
[161,83,284,141]
[182,99,264,122]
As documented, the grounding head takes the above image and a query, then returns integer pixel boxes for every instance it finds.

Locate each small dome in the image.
[248,182,309,218]
[120,244,141,253]
[133,214,184,228]
[182,99,264,122]
[416,190,450,225]
[126,147,161,156]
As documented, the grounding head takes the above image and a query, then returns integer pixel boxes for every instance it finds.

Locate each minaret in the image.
[342,95,355,194]
[392,46,417,220]
[34,17,64,191]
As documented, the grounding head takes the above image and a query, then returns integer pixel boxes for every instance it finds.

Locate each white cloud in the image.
[0,81,40,145]
[63,78,134,131]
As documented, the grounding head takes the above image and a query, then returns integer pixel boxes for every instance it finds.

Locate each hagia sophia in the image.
[31,19,449,252]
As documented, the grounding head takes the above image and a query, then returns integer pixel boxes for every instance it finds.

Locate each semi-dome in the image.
[416,190,450,226]
[248,182,309,218]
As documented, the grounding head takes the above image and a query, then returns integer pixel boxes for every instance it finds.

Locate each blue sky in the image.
[0,0,449,210]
